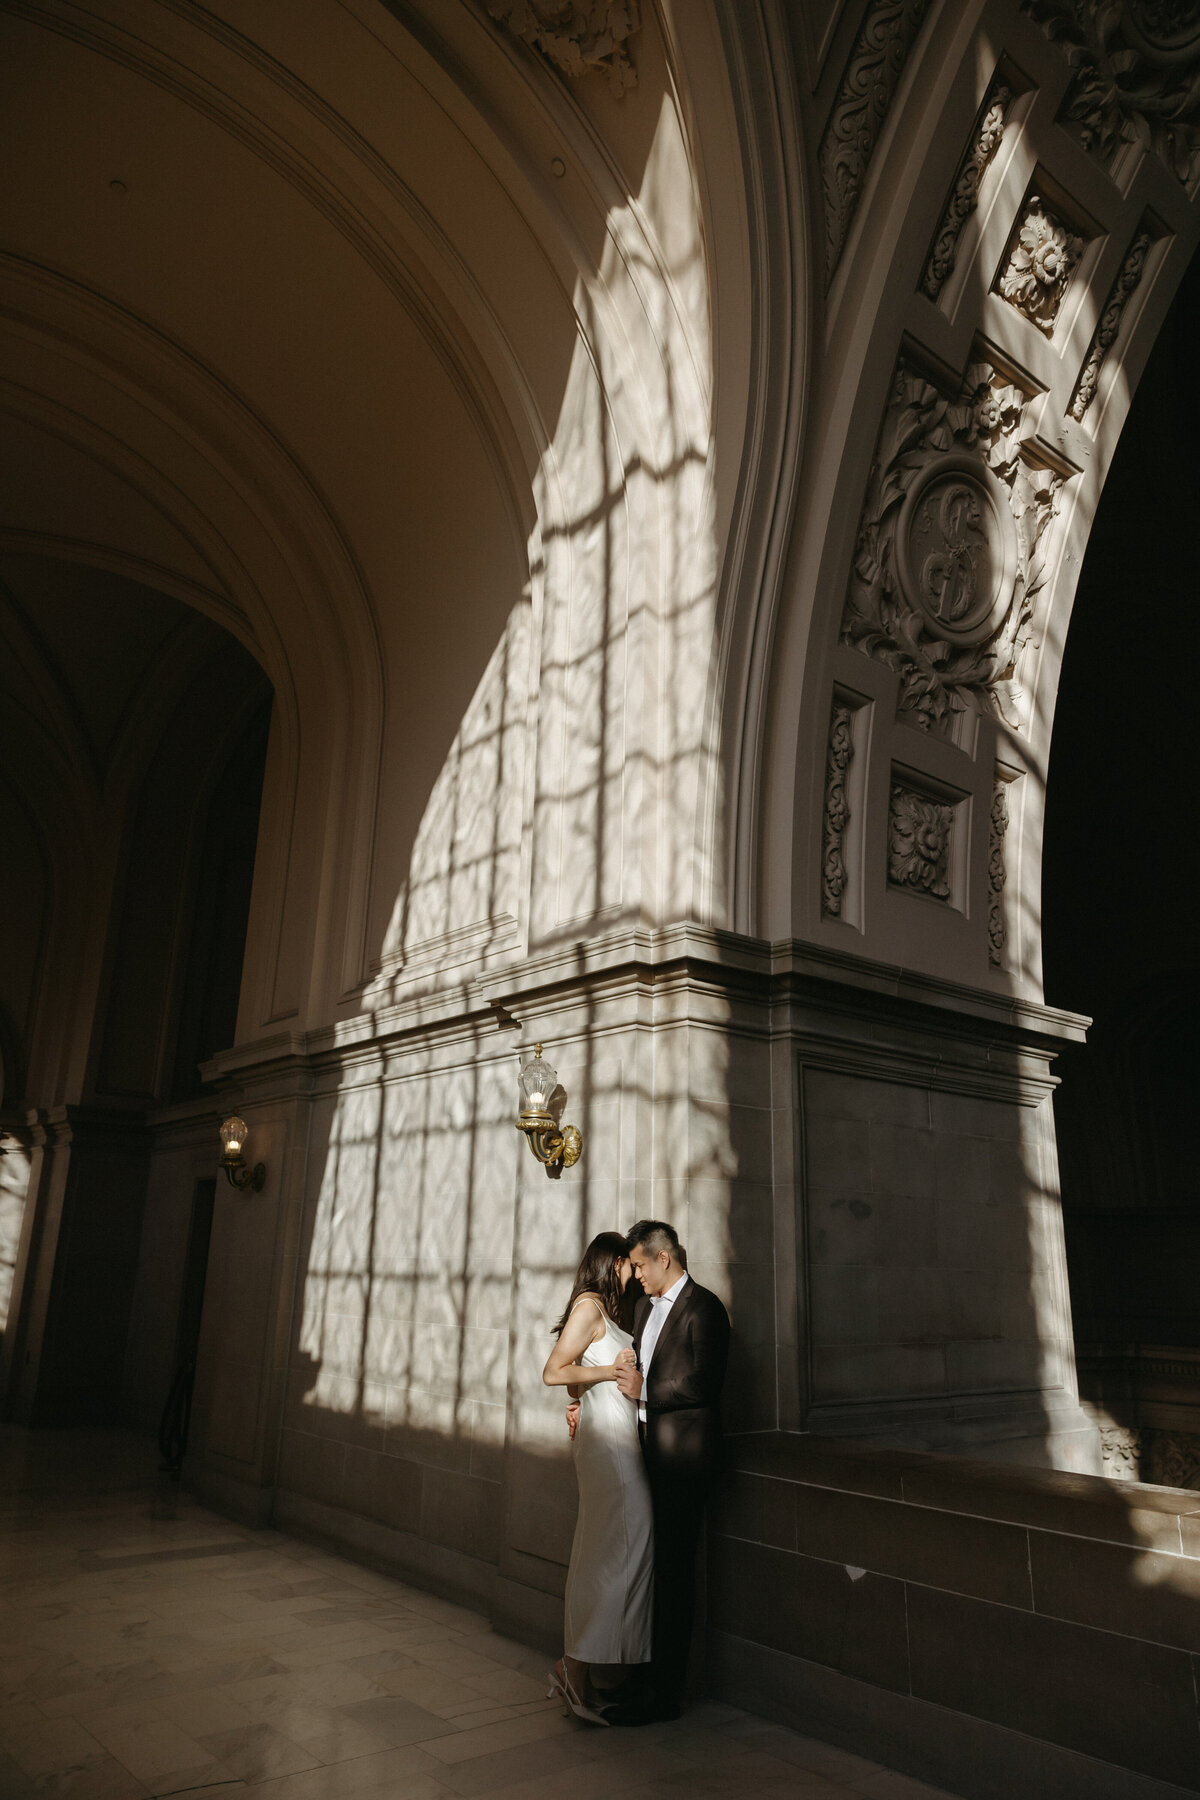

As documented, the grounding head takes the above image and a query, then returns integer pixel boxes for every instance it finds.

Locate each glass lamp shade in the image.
[518,1046,556,1116]
[219,1115,248,1158]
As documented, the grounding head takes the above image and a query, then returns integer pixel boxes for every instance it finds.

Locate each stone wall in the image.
[710,1433,1200,1799]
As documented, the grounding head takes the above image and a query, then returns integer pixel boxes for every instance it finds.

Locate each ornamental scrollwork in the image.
[1098,1423,1143,1478]
[841,359,1065,734]
[888,784,955,899]
[987,777,1010,966]
[922,82,1012,302]
[1069,228,1155,419]
[997,196,1085,334]
[822,702,856,918]
[1022,0,1200,183]
[821,0,932,285]
[487,0,641,93]
[1146,1428,1200,1490]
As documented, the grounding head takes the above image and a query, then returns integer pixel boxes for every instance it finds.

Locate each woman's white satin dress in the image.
[563,1300,654,1665]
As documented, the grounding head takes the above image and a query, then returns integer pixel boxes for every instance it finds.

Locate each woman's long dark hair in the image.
[551,1232,627,1336]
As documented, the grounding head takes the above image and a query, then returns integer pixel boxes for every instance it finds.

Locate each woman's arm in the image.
[542,1299,631,1389]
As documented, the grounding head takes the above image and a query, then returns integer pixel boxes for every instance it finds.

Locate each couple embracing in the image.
[542,1219,730,1727]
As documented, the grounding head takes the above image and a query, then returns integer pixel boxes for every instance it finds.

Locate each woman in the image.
[542,1231,653,1725]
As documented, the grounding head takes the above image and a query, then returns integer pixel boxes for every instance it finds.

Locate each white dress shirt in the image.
[638,1272,689,1423]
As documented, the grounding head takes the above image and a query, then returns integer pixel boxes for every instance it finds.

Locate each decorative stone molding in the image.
[841,359,1066,734]
[1098,1422,1143,1478]
[922,82,1013,301]
[888,783,954,898]
[997,195,1084,334]
[1098,1423,1200,1488]
[1147,1428,1200,1490]
[987,776,1010,966]
[1069,227,1155,419]
[821,0,932,284]
[486,0,641,93]
[1023,0,1200,183]
[822,702,856,918]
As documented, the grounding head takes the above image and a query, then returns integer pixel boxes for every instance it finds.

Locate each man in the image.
[610,1218,730,1723]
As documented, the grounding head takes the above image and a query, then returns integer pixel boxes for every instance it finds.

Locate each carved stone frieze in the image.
[922,82,1013,301]
[997,195,1085,333]
[888,783,954,898]
[487,0,641,93]
[987,777,1010,966]
[1146,1428,1200,1490]
[822,702,856,917]
[1099,1423,1200,1488]
[1098,1422,1142,1478]
[841,359,1065,734]
[821,0,932,284]
[1069,228,1155,419]
[1023,0,1200,183]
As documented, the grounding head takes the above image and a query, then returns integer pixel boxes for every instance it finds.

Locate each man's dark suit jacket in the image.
[632,1278,730,1484]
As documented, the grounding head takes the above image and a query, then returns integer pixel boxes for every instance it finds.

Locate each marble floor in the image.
[0,1428,963,1800]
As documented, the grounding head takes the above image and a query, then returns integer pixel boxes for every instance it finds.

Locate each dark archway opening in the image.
[0,559,271,1426]
[1043,247,1200,1489]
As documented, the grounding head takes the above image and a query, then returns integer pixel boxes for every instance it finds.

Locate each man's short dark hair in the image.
[626,1219,681,1262]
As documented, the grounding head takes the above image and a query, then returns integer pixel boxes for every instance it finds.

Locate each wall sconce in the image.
[515,1045,582,1170]
[219,1115,265,1191]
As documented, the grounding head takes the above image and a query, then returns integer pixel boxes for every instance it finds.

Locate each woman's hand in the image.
[614,1347,636,1369]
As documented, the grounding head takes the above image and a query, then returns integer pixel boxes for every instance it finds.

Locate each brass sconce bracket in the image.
[221,1156,266,1192]
[515,1117,583,1169]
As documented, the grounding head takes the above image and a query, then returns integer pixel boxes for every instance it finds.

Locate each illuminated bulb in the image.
[220,1115,248,1158]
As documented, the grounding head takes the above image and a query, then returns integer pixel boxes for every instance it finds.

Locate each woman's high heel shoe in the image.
[546,1659,610,1726]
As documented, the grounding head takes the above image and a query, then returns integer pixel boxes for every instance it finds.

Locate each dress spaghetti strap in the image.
[569,1293,609,1324]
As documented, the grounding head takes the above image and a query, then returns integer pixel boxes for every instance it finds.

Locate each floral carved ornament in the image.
[841,361,1066,736]
[888,785,954,898]
[997,196,1084,334]
[1023,0,1200,183]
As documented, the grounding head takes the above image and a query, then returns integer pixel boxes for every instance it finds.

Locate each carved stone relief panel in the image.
[486,0,641,92]
[996,193,1085,334]
[888,780,956,899]
[1098,1422,1142,1478]
[841,357,1068,736]
[1070,225,1156,419]
[822,701,856,918]
[922,78,1013,303]
[1023,0,1200,183]
[820,0,932,285]
[987,774,1011,966]
[822,694,873,921]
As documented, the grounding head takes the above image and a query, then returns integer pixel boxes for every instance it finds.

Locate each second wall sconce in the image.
[515,1045,582,1171]
[219,1115,266,1191]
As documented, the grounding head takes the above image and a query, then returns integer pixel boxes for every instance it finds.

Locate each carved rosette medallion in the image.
[888,784,954,898]
[987,778,1010,966]
[997,196,1084,334]
[821,0,932,284]
[1069,228,1154,419]
[1023,0,1200,182]
[841,360,1065,734]
[923,82,1012,301]
[487,0,641,92]
[822,702,856,917]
